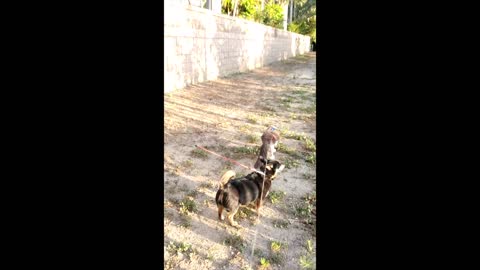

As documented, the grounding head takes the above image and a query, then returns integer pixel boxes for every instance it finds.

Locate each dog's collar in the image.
[251,168,265,176]
[249,171,261,177]
[248,171,265,179]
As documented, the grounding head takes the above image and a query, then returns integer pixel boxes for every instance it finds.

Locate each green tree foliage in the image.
[221,0,235,16]
[221,0,260,18]
[221,0,285,29]
[237,0,259,20]
[288,0,316,42]
[287,16,316,42]
[260,2,284,28]
[219,0,316,37]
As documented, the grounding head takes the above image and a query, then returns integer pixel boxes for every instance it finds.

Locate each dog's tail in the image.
[219,170,236,189]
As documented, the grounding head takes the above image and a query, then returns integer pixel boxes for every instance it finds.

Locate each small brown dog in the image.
[215,158,285,228]
[254,126,280,170]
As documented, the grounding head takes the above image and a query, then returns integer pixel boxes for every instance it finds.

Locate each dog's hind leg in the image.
[217,205,225,221]
[227,208,240,228]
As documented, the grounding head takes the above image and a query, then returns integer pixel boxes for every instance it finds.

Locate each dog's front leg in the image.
[254,199,262,224]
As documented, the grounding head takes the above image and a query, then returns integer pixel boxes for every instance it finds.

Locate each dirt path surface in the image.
[164,52,317,270]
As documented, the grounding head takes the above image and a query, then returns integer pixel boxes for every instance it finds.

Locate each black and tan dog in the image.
[215,158,285,228]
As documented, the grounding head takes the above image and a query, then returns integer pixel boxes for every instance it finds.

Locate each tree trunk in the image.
[294,1,298,20]
[233,0,239,17]
[288,0,293,23]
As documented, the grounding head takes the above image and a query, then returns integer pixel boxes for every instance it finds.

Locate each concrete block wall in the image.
[164,4,311,93]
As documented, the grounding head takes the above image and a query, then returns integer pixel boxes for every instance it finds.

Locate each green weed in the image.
[224,234,246,253]
[179,197,198,215]
[268,190,286,204]
[261,105,276,112]
[187,189,199,198]
[281,130,316,154]
[270,241,283,253]
[303,137,316,152]
[294,193,316,225]
[253,248,265,258]
[299,255,314,269]
[267,241,287,265]
[247,114,258,124]
[292,90,308,96]
[306,239,314,253]
[236,207,256,220]
[300,105,316,114]
[302,173,316,182]
[280,97,293,108]
[272,219,290,229]
[181,159,194,168]
[276,143,297,157]
[269,252,285,265]
[231,145,260,158]
[190,148,208,159]
[295,202,313,221]
[179,215,192,228]
[167,241,193,255]
[239,124,252,133]
[304,193,316,204]
[206,251,214,261]
[246,134,259,144]
[260,112,277,118]
[306,152,316,165]
[298,114,315,121]
[281,97,293,104]
[284,157,300,169]
[259,257,270,269]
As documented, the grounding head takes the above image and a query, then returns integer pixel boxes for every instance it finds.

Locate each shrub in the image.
[261,3,284,29]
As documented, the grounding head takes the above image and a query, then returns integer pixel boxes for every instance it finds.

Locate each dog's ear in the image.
[270,161,285,172]
[259,156,267,164]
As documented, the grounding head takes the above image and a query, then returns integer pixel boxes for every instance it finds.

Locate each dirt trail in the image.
[164,52,317,270]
